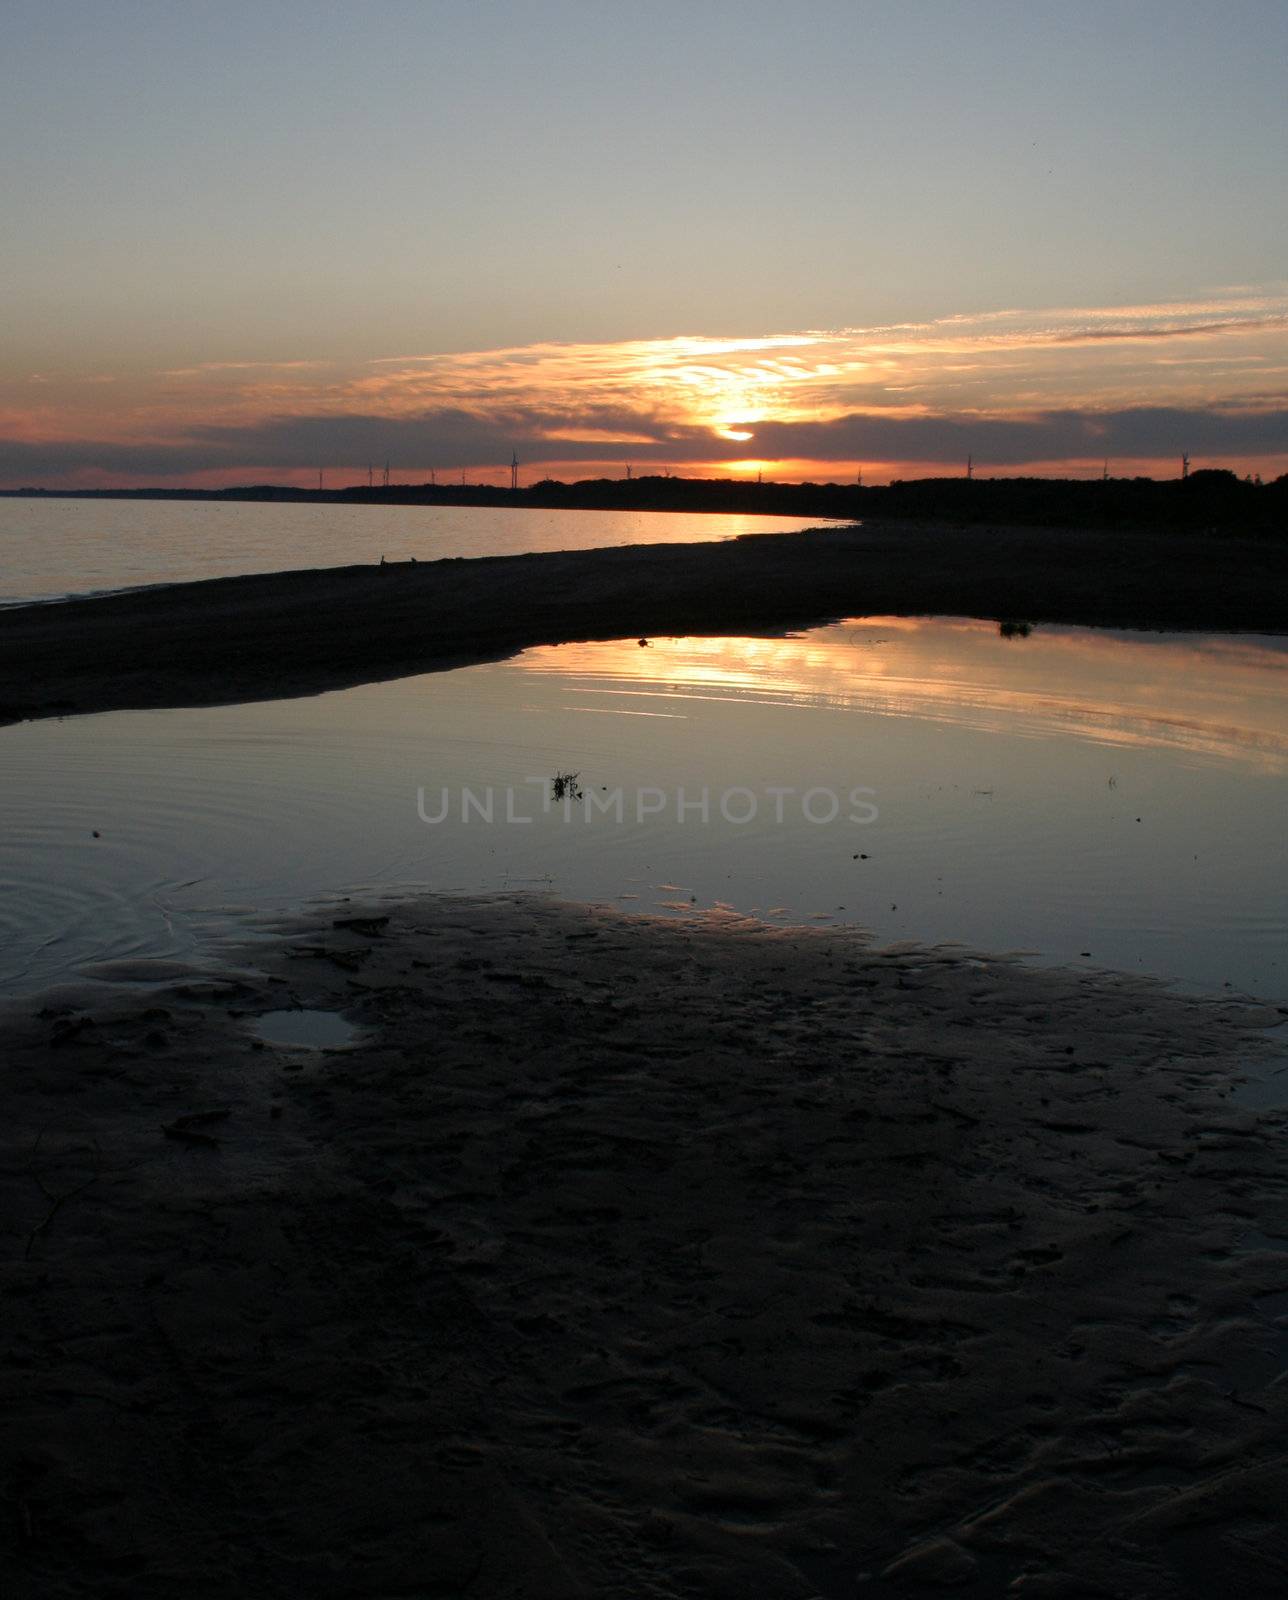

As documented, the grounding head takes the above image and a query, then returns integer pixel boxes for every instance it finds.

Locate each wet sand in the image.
[4,893,1287,1597]
[4,519,1288,726]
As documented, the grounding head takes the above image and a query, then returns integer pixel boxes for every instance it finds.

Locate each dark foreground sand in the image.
[3,894,1288,1597]
[5,519,1288,726]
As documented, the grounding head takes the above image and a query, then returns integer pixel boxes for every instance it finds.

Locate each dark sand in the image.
[4,894,1287,1597]
[5,520,1288,726]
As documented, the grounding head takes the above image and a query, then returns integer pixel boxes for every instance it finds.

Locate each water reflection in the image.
[0,499,833,605]
[0,616,1285,1001]
[520,618,1288,772]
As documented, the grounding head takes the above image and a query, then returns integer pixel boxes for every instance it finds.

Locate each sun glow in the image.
[5,293,1288,488]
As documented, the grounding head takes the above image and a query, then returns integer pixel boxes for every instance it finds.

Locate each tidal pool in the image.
[2,616,1285,1001]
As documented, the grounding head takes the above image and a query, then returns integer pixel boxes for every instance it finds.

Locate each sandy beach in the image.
[5,519,1288,727]
[4,891,1287,1597]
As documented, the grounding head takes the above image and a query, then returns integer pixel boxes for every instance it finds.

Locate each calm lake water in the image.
[2,616,1285,1003]
[0,498,832,604]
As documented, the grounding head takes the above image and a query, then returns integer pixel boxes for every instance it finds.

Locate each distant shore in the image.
[3,518,1288,727]
[4,467,1286,538]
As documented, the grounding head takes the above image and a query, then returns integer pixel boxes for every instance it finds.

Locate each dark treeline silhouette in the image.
[5,469,1287,536]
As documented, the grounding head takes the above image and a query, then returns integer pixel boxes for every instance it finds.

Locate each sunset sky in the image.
[4,0,1287,489]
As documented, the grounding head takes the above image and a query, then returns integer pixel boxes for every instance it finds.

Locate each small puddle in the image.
[250,1009,362,1050]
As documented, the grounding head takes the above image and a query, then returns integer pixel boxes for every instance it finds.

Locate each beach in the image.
[9,4,1288,1592]
[4,513,1288,1596]
[5,519,1288,727]
[4,891,1287,1597]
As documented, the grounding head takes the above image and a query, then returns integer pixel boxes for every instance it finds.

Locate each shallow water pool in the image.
[2,615,1285,1001]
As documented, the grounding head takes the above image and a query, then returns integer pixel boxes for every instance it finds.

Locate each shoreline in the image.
[4,519,1288,726]
[3,472,1284,543]
[3,890,1287,1596]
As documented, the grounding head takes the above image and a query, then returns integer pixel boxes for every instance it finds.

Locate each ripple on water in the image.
[2,616,1286,1004]
[0,718,390,992]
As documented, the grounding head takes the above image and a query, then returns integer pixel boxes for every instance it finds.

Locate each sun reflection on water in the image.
[517,617,1288,772]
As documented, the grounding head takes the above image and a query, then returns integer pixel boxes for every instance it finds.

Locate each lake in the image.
[2,614,1284,1003]
[0,497,834,604]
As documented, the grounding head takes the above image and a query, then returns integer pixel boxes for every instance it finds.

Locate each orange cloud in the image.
[3,292,1288,486]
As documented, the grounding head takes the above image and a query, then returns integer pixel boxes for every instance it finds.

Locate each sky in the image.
[3,0,1286,489]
